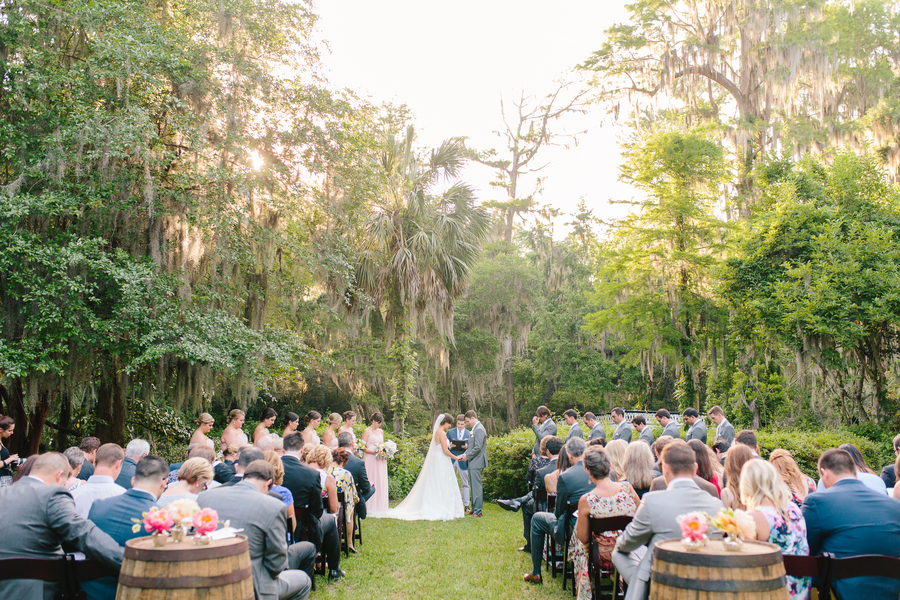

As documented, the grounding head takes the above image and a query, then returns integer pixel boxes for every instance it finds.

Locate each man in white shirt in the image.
[71,443,126,518]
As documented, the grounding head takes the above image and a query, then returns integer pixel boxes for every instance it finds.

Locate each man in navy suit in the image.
[114,439,149,489]
[337,432,373,518]
[83,455,169,600]
[447,414,471,510]
[802,448,900,600]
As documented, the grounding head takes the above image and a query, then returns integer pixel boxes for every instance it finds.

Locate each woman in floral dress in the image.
[742,459,811,599]
[329,448,360,551]
[569,446,639,600]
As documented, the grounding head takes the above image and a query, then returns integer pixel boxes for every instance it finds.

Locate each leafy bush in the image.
[483,428,535,501]
[756,427,890,478]
[387,433,428,499]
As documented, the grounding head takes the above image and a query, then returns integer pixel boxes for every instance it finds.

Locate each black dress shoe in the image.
[518,546,531,553]
[496,499,520,512]
[328,569,345,582]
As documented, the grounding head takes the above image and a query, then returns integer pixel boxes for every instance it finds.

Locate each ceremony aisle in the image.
[314,503,575,599]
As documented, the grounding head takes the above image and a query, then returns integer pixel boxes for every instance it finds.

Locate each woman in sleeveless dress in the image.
[301,411,322,446]
[190,413,216,450]
[569,446,639,600]
[362,412,389,512]
[339,411,358,448]
[221,409,249,450]
[322,413,342,449]
[282,412,300,439]
[253,407,277,444]
[370,413,464,521]
[742,460,811,599]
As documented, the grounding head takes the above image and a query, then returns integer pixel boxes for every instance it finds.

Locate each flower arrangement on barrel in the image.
[132,504,220,546]
[677,508,757,552]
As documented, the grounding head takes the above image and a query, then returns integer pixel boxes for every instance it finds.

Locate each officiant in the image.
[447,414,470,511]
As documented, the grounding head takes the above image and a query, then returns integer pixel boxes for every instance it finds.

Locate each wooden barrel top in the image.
[654,538,784,567]
[124,535,249,562]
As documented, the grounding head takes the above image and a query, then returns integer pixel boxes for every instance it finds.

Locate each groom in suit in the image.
[447,414,471,510]
[458,410,488,517]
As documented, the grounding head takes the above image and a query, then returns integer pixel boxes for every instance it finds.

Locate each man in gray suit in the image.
[682,408,707,443]
[563,409,583,441]
[655,409,681,439]
[531,406,557,457]
[632,415,655,445]
[612,441,723,600]
[198,460,315,600]
[708,405,735,445]
[458,410,488,516]
[611,407,633,442]
[583,412,607,443]
[0,452,124,600]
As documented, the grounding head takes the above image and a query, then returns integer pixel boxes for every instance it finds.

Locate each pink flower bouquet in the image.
[677,511,709,542]
[142,507,175,535]
[193,508,219,536]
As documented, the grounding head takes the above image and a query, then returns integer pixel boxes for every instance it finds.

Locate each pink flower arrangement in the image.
[143,507,175,535]
[192,508,219,536]
[678,511,709,542]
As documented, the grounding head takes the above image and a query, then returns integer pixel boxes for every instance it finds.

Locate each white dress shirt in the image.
[70,475,126,518]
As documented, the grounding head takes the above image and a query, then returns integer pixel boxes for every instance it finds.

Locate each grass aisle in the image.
[313,503,576,600]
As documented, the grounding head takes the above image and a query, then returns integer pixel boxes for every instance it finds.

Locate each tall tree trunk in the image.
[55,390,72,451]
[505,362,517,429]
[4,378,29,454]
[96,359,128,444]
[26,390,53,455]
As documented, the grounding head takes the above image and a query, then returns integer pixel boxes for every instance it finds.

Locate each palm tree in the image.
[354,126,489,433]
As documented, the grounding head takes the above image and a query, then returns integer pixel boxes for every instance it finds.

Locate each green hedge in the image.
[755,428,890,479]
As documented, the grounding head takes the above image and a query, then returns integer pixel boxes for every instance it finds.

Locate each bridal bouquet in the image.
[375,440,398,460]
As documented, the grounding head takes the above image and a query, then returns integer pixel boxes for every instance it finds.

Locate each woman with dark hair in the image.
[282,412,300,438]
[362,412,388,512]
[814,443,887,494]
[253,407,278,444]
[339,411,358,447]
[688,439,722,495]
[300,411,321,446]
[329,448,359,551]
[11,455,37,484]
[0,415,18,488]
[545,444,571,494]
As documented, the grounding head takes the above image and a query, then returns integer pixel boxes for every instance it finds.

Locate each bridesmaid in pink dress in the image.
[362,412,389,512]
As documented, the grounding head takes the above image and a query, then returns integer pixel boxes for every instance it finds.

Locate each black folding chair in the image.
[353,502,363,547]
[587,515,633,600]
[0,556,118,600]
[783,554,830,598]
[336,490,349,557]
[561,500,579,594]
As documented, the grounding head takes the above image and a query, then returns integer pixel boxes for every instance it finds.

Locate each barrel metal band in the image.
[124,539,249,562]
[651,572,787,592]
[654,547,783,568]
[118,566,252,589]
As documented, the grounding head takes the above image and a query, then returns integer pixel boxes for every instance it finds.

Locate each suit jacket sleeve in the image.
[48,488,124,568]
[310,474,324,518]
[466,427,485,462]
[263,505,289,578]
[355,461,372,499]
[801,496,824,556]
[555,473,569,520]
[615,498,654,553]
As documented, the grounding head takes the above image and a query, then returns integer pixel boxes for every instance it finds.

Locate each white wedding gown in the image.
[369,415,465,521]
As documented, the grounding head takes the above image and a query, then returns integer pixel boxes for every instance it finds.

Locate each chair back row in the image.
[0,556,117,599]
[783,553,900,598]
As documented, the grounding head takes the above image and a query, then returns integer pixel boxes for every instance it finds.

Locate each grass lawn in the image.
[312,503,576,600]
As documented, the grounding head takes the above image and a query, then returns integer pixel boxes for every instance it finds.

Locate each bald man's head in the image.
[31,452,71,485]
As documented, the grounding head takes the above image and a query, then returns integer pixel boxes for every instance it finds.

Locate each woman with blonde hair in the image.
[720,444,754,509]
[741,460,811,599]
[190,413,216,450]
[322,413,342,450]
[624,440,655,498]
[158,458,214,507]
[604,439,628,483]
[306,445,339,515]
[221,409,248,449]
[263,450,296,534]
[769,449,815,506]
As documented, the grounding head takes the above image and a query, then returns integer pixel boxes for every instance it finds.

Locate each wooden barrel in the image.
[116,535,254,600]
[650,538,790,599]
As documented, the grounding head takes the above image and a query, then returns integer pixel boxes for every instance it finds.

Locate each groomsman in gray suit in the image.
[655,409,681,439]
[583,412,607,443]
[458,410,488,516]
[707,405,735,445]
[563,409,583,441]
[612,441,723,600]
[531,406,557,457]
[632,415,655,445]
[611,407,633,442]
[682,408,707,444]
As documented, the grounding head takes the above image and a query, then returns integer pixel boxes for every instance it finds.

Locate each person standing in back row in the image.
[682,409,707,444]
[611,408,633,442]
[532,406,557,458]
[655,409,681,440]
[707,405,735,445]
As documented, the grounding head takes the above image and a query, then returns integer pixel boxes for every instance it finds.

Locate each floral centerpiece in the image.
[708,508,756,551]
[167,499,201,542]
[192,508,219,545]
[132,507,175,546]
[375,440,398,461]
[676,512,709,551]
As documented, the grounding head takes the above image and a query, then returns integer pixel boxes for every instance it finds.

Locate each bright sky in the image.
[314,0,636,238]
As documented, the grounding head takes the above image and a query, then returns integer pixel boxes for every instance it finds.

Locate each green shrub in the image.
[483,428,534,501]
[755,428,890,478]
[386,433,428,499]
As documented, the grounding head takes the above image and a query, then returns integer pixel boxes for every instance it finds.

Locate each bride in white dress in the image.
[370,413,465,521]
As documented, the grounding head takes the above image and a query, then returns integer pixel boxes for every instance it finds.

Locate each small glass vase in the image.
[171,524,185,543]
[681,535,708,551]
[151,532,168,547]
[193,534,211,545]
[723,533,744,552]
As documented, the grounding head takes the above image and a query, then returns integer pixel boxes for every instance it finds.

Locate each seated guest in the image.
[214,444,239,484]
[256,435,276,453]
[769,449,815,506]
[654,409,680,439]
[611,441,723,600]
[198,460,315,600]
[328,448,359,552]
[0,452,124,598]
[583,412,606,443]
[167,443,212,485]
[880,433,899,489]
[264,450,296,536]
[544,441,571,494]
[63,447,86,491]
[682,408,707,444]
[337,432,373,517]
[11,455,37,483]
[712,438,730,466]
[157,457,214,507]
[115,439,149,489]
[648,438,720,499]
[272,435,285,457]
[720,445,754,508]
[803,449,900,600]
[605,440,627,483]
[733,429,760,456]
[72,443,126,518]
[650,436,674,478]
[77,436,101,481]
[525,436,552,495]
[624,440,655,499]
[570,447,639,600]
[222,445,265,486]
[815,443,887,494]
[306,445,339,516]
[631,415,654,445]
[524,437,592,585]
[688,439,722,495]
[741,459,810,599]
[84,456,169,600]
